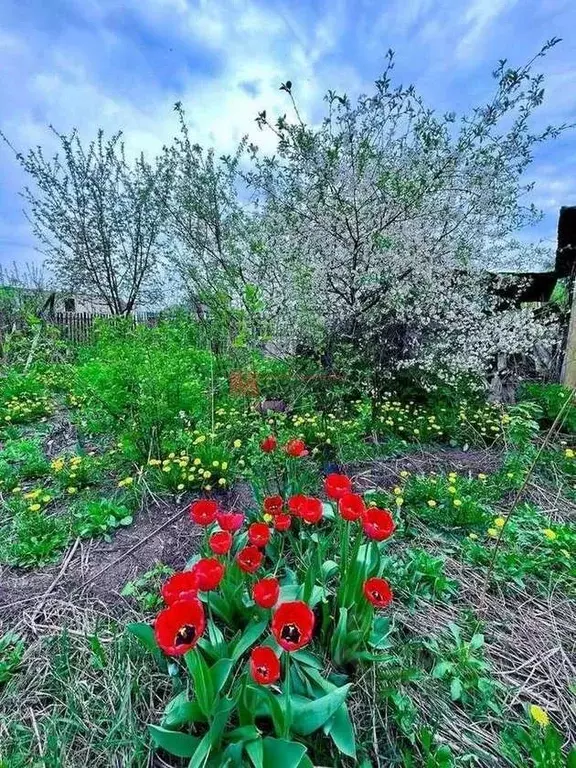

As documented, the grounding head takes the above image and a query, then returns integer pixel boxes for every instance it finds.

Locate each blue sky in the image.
[1,0,575,271]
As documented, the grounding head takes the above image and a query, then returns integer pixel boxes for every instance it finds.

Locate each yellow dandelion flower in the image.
[212,460,220,468]
[218,478,226,487]
[67,487,78,495]
[193,458,202,466]
[448,486,457,494]
[42,495,52,503]
[468,533,479,540]
[203,471,212,479]
[478,473,487,480]
[565,448,574,459]
[233,439,242,449]
[393,486,402,495]
[494,517,506,528]
[263,513,273,523]
[542,528,557,541]
[453,499,462,507]
[487,527,498,538]
[12,486,21,494]
[427,499,437,508]
[204,484,212,491]
[29,504,41,512]
[221,461,228,471]
[395,496,404,506]
[177,483,185,491]
[529,705,550,728]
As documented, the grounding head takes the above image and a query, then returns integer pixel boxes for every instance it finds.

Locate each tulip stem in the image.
[284,653,292,738]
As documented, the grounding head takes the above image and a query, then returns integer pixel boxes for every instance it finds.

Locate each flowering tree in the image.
[5,129,170,314]
[244,43,566,388]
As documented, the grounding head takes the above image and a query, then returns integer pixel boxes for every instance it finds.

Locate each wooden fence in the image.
[49,311,160,344]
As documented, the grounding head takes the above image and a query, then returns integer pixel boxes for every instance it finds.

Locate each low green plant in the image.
[0,499,70,567]
[72,496,134,539]
[380,548,459,606]
[0,633,25,685]
[121,564,174,612]
[499,708,576,767]
[0,437,50,486]
[424,621,504,716]
[461,502,575,592]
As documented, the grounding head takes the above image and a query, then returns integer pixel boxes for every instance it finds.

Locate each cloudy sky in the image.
[0,0,575,272]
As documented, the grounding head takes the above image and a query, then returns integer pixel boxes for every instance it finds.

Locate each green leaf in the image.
[162,691,206,728]
[324,703,356,758]
[291,649,323,669]
[469,633,484,650]
[227,725,260,743]
[188,696,235,768]
[432,661,453,679]
[246,737,264,767]
[149,725,200,758]
[330,608,348,666]
[186,649,216,718]
[211,658,234,695]
[450,677,463,700]
[264,687,286,737]
[230,620,268,661]
[127,622,166,669]
[261,737,307,768]
[369,616,391,650]
[291,684,352,736]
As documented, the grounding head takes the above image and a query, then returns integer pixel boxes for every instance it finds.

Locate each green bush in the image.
[519,382,576,432]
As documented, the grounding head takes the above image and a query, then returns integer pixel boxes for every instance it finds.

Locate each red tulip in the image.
[299,497,323,525]
[248,522,271,548]
[161,571,199,605]
[362,507,395,541]
[154,599,205,656]
[260,435,278,453]
[324,473,352,500]
[217,510,245,532]
[285,439,308,458]
[263,495,283,515]
[273,513,292,531]
[250,646,281,685]
[209,530,233,555]
[339,493,365,522]
[272,601,315,651]
[237,545,263,573]
[287,494,307,517]
[190,499,218,526]
[363,577,393,608]
[253,577,280,608]
[191,558,225,591]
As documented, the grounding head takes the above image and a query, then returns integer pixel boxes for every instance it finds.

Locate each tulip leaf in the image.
[126,622,166,669]
[324,703,356,758]
[185,649,215,718]
[261,737,307,767]
[230,619,268,661]
[246,737,264,767]
[148,725,200,758]
[162,691,206,727]
[291,649,323,670]
[290,684,352,735]
[211,658,234,694]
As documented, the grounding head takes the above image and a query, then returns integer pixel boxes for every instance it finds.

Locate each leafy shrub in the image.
[519,383,576,433]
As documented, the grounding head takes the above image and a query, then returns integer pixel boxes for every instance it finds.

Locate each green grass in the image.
[0,621,171,768]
